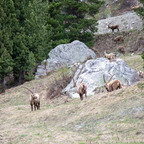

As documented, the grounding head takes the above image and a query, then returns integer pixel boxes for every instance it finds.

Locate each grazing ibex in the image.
[73,79,87,100]
[131,5,140,10]
[114,36,124,43]
[22,86,40,111]
[103,74,122,92]
[104,50,114,60]
[138,70,144,78]
[108,23,119,33]
[118,46,125,54]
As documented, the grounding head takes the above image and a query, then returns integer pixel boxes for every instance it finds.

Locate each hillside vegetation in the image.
[0,55,144,144]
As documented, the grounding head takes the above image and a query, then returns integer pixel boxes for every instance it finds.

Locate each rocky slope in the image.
[96,12,143,34]
[93,30,144,57]
[97,0,141,19]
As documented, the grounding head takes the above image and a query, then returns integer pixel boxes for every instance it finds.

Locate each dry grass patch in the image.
[0,55,144,144]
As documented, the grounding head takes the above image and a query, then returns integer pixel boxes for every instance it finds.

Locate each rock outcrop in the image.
[35,40,96,78]
[62,58,140,98]
[96,12,143,34]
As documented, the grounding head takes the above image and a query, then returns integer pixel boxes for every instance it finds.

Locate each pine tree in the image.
[0,45,13,91]
[46,0,104,48]
[11,0,48,83]
[46,1,70,53]
[0,0,16,91]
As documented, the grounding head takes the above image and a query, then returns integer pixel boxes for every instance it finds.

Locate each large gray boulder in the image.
[35,40,96,78]
[62,58,140,98]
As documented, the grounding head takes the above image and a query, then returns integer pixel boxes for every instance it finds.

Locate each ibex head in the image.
[22,86,36,99]
[103,74,114,92]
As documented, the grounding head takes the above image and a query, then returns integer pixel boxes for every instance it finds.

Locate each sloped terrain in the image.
[93,30,144,57]
[0,55,144,144]
[97,0,141,19]
[96,12,143,34]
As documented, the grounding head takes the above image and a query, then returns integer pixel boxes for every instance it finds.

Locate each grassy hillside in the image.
[0,55,144,144]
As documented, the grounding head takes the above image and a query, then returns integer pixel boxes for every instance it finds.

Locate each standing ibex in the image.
[108,23,119,33]
[104,50,114,60]
[73,79,87,100]
[103,74,122,92]
[22,86,40,111]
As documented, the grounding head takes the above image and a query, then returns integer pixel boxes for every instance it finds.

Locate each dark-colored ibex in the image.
[103,74,122,92]
[118,46,125,54]
[73,79,87,100]
[22,86,40,111]
[114,36,124,43]
[108,23,119,33]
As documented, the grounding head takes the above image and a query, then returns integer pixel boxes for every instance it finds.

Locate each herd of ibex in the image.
[23,12,144,110]
[103,22,126,60]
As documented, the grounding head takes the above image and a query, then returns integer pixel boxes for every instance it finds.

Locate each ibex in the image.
[131,5,140,10]
[22,86,40,111]
[103,74,122,92]
[73,79,87,100]
[108,23,119,33]
[114,36,124,43]
[138,70,144,78]
[104,50,114,60]
[118,46,125,54]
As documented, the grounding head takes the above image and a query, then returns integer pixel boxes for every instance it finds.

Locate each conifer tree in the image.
[0,0,15,91]
[0,45,13,91]
[46,0,104,48]
[0,0,48,84]
[46,1,70,53]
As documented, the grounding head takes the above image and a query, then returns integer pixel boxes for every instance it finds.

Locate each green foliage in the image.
[46,0,104,47]
[0,45,13,78]
[0,0,48,85]
[0,0,103,88]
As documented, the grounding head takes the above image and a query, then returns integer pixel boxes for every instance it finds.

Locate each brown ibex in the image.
[104,50,114,60]
[131,5,140,10]
[103,74,122,92]
[108,23,119,33]
[114,36,124,43]
[118,46,125,54]
[138,70,144,78]
[73,79,87,100]
[22,86,40,111]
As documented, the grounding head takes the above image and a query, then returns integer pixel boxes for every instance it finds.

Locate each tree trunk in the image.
[18,71,23,84]
[0,76,6,92]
